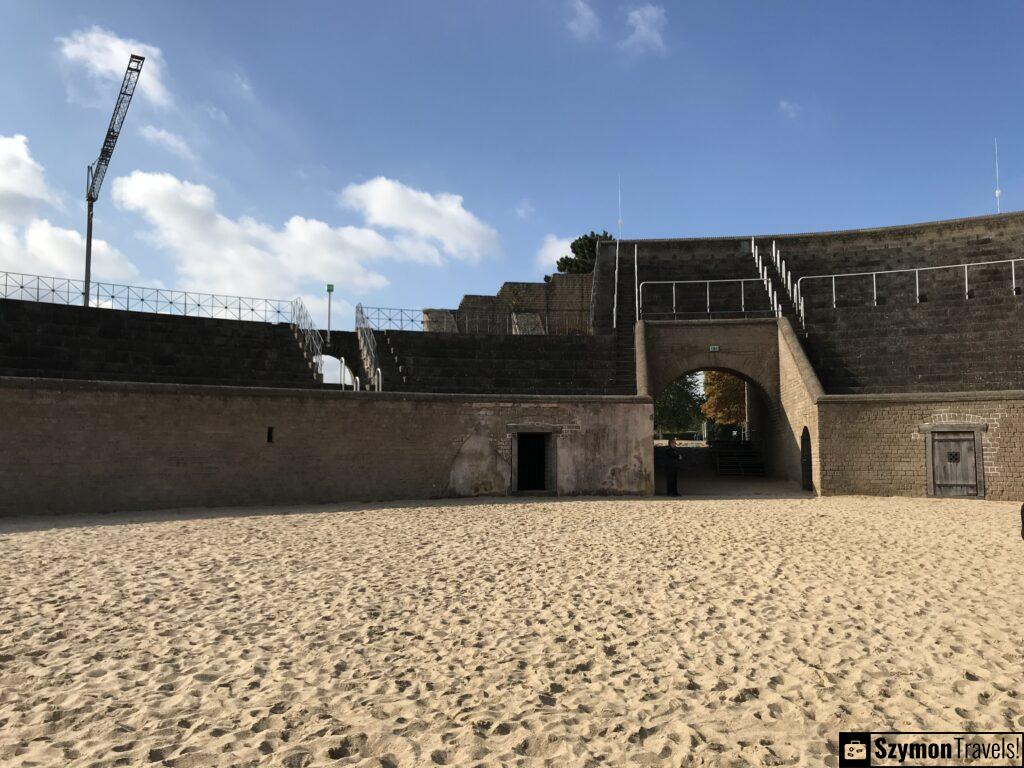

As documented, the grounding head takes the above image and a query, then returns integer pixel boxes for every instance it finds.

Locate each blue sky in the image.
[1,1,1022,327]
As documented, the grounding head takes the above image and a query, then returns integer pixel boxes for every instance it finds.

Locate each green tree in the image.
[556,230,612,274]
[653,373,704,435]
[700,371,746,426]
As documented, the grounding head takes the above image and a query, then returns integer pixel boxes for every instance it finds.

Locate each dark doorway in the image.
[800,427,813,491]
[516,433,548,491]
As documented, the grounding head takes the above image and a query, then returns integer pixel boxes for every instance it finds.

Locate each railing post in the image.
[831,276,836,309]
[633,244,639,323]
[741,280,745,312]
[964,264,969,300]
[672,283,676,317]
[1013,260,1018,295]
[706,281,710,315]
[915,270,920,303]
[872,273,877,306]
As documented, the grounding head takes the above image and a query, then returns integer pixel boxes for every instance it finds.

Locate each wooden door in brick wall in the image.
[931,431,978,497]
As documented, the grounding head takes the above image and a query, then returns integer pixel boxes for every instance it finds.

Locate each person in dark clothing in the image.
[666,438,680,497]
[1020,503,1023,540]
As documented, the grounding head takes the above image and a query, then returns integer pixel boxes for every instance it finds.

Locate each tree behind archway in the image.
[701,371,745,425]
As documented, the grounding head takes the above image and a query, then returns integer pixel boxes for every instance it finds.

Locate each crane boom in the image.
[83,54,144,306]
[87,54,145,202]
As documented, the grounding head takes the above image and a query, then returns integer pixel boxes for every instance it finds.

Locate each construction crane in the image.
[83,54,145,307]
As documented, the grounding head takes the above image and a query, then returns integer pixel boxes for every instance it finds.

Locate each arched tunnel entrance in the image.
[652,368,777,495]
[637,318,815,497]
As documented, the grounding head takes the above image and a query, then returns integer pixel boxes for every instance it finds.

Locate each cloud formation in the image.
[568,0,601,40]
[515,199,535,219]
[0,218,138,282]
[778,99,801,120]
[535,234,571,272]
[112,171,396,301]
[621,5,668,55]
[0,134,60,223]
[139,125,195,161]
[340,177,499,264]
[0,134,135,281]
[58,26,171,107]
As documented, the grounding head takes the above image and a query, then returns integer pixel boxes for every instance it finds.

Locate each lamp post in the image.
[326,283,334,344]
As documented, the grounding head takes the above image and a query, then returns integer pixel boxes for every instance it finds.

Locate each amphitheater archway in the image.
[652,366,777,493]
[639,319,788,493]
[321,355,356,387]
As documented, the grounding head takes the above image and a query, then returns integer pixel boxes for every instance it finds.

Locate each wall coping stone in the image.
[0,376,652,405]
[644,318,779,328]
[594,209,1024,245]
[818,390,1024,405]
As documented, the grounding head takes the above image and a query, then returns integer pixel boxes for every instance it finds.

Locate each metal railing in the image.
[794,257,1024,324]
[1,270,324,379]
[638,278,775,320]
[354,303,382,391]
[1,270,294,322]
[357,305,424,331]
[751,238,794,318]
[357,305,590,336]
[289,297,324,377]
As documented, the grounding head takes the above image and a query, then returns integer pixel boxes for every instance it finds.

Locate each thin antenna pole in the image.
[994,138,1002,214]
[617,173,623,242]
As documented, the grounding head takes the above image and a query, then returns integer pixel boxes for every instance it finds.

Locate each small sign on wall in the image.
[709,344,720,352]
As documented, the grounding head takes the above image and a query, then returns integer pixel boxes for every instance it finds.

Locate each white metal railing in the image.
[359,304,589,336]
[750,239,785,319]
[794,256,1024,324]
[638,278,775,319]
[612,239,621,329]
[289,297,324,378]
[1,269,324,379]
[1,270,294,322]
[357,305,424,331]
[354,303,382,391]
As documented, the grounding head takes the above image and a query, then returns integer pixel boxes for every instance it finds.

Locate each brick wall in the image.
[817,392,1024,500]
[0,377,653,515]
[774,320,824,490]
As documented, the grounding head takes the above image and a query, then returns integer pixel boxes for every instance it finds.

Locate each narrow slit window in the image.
[267,427,274,443]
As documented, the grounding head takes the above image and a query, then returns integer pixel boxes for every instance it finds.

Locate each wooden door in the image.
[931,431,978,497]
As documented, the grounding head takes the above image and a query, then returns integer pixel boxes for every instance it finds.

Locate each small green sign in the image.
[326,284,334,293]
[709,344,720,352]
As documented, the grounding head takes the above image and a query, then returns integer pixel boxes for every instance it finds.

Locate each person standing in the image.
[666,438,681,497]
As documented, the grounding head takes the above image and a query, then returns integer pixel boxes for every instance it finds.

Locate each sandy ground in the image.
[1,496,1022,768]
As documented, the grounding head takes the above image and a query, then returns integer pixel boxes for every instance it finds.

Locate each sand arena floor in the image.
[1,496,1022,767]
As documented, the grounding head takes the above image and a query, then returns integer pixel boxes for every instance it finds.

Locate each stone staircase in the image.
[372,329,634,396]
[0,298,319,387]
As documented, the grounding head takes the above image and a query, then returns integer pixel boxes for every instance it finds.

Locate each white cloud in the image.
[515,199,535,219]
[139,125,195,161]
[0,134,138,282]
[536,234,572,272]
[58,26,171,108]
[233,71,255,100]
[0,135,61,224]
[111,171,399,306]
[568,0,601,40]
[202,104,229,124]
[621,5,668,55]
[778,99,801,120]
[340,177,499,263]
[4,219,139,282]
